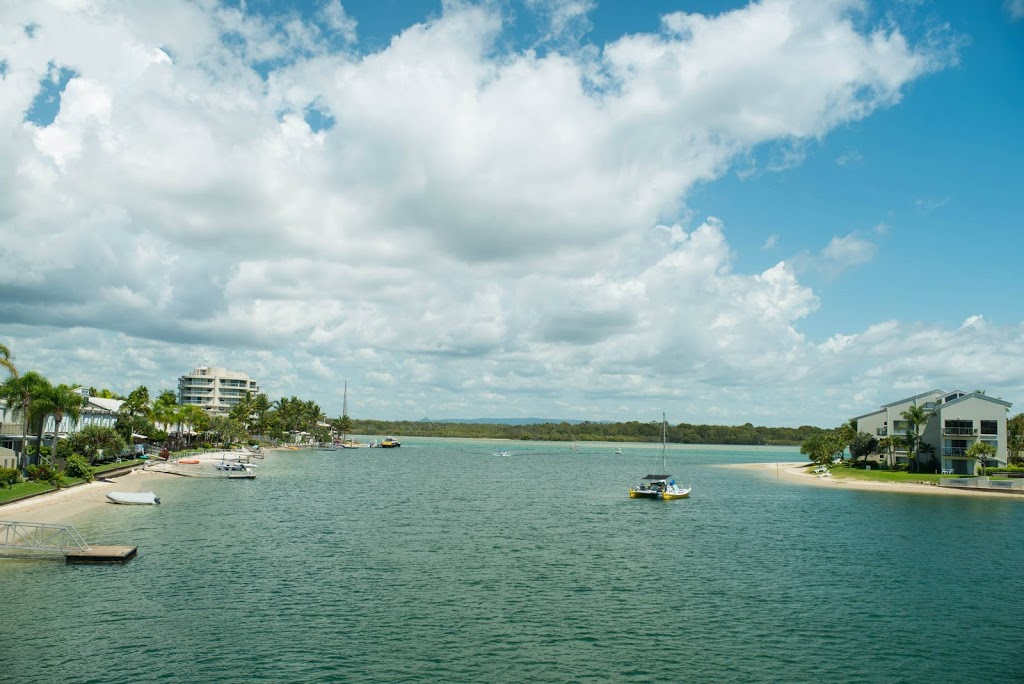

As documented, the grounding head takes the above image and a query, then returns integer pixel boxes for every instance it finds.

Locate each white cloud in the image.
[0,0,979,426]
[1006,0,1024,21]
[319,1,358,44]
[821,233,877,267]
[835,149,862,166]
[915,196,951,212]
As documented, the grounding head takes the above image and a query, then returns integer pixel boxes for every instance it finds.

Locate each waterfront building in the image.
[0,400,20,469]
[854,390,1011,475]
[178,366,260,417]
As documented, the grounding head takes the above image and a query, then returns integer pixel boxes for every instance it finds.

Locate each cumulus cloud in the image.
[0,0,979,426]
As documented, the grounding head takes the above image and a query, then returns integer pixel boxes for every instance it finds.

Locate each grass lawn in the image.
[0,480,54,505]
[0,459,145,506]
[824,464,944,484]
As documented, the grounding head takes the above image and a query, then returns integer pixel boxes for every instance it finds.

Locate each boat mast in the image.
[342,380,348,442]
[661,412,667,473]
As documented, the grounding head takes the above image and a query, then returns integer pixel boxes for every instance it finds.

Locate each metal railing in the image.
[0,521,90,552]
[942,427,977,436]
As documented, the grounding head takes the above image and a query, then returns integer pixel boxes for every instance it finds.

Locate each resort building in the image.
[0,393,127,469]
[854,390,1012,475]
[178,366,260,417]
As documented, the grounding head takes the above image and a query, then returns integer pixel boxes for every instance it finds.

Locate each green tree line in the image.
[351,419,830,445]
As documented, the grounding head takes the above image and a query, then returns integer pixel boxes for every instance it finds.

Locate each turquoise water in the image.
[3,439,1023,683]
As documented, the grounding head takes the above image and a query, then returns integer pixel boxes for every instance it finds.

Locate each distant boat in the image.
[335,381,369,448]
[628,413,690,500]
[615,448,623,455]
[107,491,160,505]
[380,436,401,448]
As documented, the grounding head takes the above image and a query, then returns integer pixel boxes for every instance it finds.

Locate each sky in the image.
[1,0,1023,428]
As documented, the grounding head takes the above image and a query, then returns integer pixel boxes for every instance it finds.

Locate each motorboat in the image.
[380,436,401,448]
[629,475,690,499]
[215,461,257,479]
[628,413,691,500]
[106,491,160,505]
[615,448,623,455]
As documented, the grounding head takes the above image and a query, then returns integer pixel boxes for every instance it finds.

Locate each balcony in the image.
[943,448,968,457]
[943,427,977,436]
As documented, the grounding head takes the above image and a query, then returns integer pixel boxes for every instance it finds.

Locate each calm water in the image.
[2,439,1022,683]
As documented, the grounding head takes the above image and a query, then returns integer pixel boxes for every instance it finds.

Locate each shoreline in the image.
[728,461,1023,498]
[0,468,175,525]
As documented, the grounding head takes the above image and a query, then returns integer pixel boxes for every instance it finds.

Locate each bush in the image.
[64,454,94,482]
[0,466,21,488]
[26,463,62,487]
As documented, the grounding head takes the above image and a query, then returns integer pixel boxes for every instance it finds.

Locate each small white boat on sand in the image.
[107,491,160,505]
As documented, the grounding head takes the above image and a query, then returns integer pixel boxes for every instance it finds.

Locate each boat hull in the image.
[106,491,160,505]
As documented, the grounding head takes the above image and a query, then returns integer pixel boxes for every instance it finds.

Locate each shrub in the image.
[26,463,62,487]
[0,466,21,488]
[64,454,94,482]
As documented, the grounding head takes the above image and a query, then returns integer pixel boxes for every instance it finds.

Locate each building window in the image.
[980,420,997,436]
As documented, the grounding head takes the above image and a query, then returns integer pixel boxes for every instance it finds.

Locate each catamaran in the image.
[628,413,691,500]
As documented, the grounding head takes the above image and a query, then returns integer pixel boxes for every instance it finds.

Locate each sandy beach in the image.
[729,461,1024,498]
[0,468,174,525]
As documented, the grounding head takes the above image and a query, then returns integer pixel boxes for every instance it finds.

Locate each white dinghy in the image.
[106,491,161,505]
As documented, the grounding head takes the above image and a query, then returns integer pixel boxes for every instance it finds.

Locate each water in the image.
[2,439,1022,683]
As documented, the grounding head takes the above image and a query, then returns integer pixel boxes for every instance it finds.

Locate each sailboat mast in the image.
[342,380,348,442]
[662,412,667,472]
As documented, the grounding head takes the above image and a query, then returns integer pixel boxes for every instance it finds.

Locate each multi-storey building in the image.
[854,389,1012,475]
[178,367,260,417]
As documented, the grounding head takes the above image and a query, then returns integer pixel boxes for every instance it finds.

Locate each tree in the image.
[900,404,931,473]
[0,371,50,475]
[117,386,151,441]
[56,425,127,465]
[179,404,208,447]
[876,436,897,469]
[848,432,878,464]
[1007,414,1024,466]
[965,441,997,476]
[800,433,846,467]
[31,384,85,464]
[0,343,16,379]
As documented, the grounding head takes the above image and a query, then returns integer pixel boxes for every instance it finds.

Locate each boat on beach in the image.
[106,491,160,505]
[629,413,691,500]
[145,449,259,478]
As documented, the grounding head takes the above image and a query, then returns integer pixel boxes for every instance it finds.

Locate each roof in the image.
[87,397,124,412]
[852,409,884,421]
[933,392,1012,411]
[641,474,672,480]
[880,390,944,409]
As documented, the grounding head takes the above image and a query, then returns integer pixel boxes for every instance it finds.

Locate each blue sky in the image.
[1,0,1023,427]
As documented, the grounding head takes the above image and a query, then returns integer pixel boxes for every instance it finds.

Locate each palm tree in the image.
[179,404,208,448]
[900,404,931,473]
[0,343,16,379]
[118,385,151,440]
[876,435,896,469]
[252,393,271,435]
[0,371,50,474]
[31,384,85,464]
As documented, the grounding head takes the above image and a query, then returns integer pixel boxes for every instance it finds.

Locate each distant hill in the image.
[419,417,593,426]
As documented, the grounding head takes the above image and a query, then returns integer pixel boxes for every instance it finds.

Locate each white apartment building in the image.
[854,390,1012,475]
[178,367,260,417]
